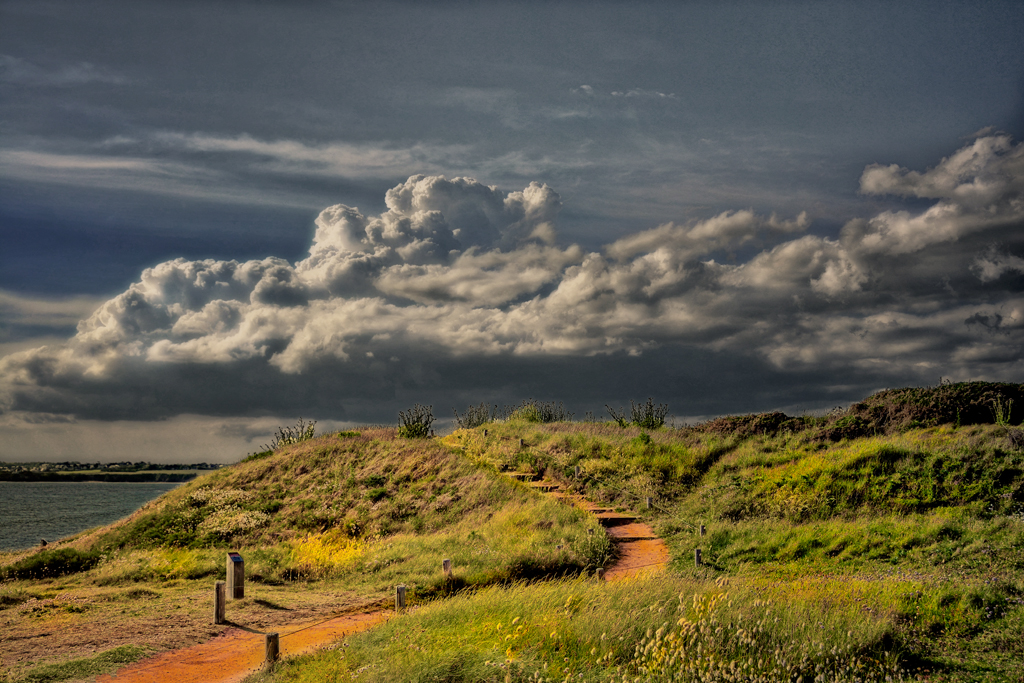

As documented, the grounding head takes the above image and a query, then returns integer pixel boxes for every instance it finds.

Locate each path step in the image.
[595,512,636,527]
[507,472,536,481]
[529,482,560,493]
[606,522,658,540]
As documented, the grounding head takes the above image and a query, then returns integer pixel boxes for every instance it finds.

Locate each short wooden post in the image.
[264,633,279,669]
[442,559,452,578]
[699,524,706,537]
[695,548,702,568]
[596,568,605,581]
[214,581,226,624]
[226,552,244,599]
[519,438,524,447]
[395,585,407,612]
[574,465,581,478]
[483,429,488,437]
[645,496,653,509]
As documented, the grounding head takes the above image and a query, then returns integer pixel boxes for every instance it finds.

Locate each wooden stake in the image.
[264,633,279,669]
[645,496,653,509]
[442,559,452,578]
[395,585,407,612]
[226,552,244,599]
[695,548,702,568]
[214,581,226,625]
[596,568,605,581]
[699,524,706,537]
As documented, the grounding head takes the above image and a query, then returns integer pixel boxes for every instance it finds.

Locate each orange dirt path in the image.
[97,611,387,683]
[548,486,670,581]
[99,478,669,681]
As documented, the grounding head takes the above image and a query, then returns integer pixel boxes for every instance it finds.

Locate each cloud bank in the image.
[2,136,1023,424]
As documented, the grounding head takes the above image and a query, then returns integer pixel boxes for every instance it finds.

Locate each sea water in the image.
[0,481,182,552]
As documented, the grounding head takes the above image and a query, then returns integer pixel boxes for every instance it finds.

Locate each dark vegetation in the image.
[606,397,670,429]
[398,403,434,438]
[0,548,101,581]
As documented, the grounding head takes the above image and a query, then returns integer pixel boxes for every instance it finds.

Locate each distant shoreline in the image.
[0,472,198,483]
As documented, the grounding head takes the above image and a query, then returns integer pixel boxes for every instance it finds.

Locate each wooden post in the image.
[214,581,226,624]
[699,524,706,537]
[596,568,605,581]
[395,585,407,612]
[645,496,653,509]
[264,633,279,669]
[695,548,702,568]
[226,552,244,599]
[574,465,581,478]
[442,559,452,578]
[483,429,488,437]
[519,438,524,447]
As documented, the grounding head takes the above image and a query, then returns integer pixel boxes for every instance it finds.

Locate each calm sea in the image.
[0,481,182,552]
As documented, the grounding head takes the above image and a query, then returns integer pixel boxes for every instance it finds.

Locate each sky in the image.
[1,0,1023,463]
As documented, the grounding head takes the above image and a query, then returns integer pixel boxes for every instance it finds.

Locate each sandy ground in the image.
[94,611,388,683]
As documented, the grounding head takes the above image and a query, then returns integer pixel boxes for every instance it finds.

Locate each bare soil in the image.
[94,611,387,683]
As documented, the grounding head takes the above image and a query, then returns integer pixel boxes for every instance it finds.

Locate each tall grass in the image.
[250,574,911,683]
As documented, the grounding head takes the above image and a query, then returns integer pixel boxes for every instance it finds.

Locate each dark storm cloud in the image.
[2,135,1023,423]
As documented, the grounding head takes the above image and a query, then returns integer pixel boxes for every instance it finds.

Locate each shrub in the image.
[260,417,316,452]
[498,399,574,423]
[453,401,496,428]
[632,397,670,429]
[607,398,669,429]
[399,404,434,438]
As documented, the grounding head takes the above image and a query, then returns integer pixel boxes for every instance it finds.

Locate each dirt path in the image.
[546,484,670,581]
[96,611,387,683]
[98,475,668,682]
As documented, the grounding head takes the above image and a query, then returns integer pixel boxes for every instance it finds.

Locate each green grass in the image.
[12,645,150,683]
[244,574,913,683]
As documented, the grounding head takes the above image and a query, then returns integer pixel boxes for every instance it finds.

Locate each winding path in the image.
[99,473,668,682]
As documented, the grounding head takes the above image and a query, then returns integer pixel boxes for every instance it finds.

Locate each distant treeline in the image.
[0,461,218,482]
[0,471,200,483]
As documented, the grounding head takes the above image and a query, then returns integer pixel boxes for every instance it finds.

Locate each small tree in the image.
[399,404,434,438]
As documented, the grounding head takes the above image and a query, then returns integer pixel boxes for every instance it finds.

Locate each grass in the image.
[8,645,151,683]
[243,574,912,683]
[3,382,1023,681]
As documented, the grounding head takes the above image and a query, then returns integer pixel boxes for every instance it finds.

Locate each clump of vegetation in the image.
[497,399,574,423]
[607,397,669,429]
[453,401,496,428]
[261,418,317,452]
[845,381,1023,433]
[398,404,434,438]
[0,548,101,580]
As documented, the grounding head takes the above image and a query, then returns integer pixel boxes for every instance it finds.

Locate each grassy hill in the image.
[0,428,608,682]
[2,382,1022,682]
[247,383,1023,682]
